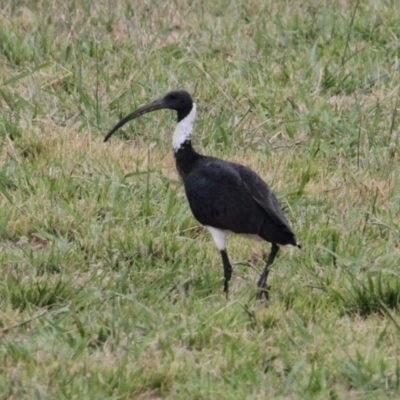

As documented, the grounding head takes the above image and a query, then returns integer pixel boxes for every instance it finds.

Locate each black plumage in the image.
[184,158,297,246]
[104,89,300,300]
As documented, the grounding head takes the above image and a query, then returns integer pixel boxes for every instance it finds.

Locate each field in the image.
[1,0,400,398]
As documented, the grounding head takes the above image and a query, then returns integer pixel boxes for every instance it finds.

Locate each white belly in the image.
[206,226,264,251]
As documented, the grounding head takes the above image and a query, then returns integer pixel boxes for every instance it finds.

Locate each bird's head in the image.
[104,89,193,142]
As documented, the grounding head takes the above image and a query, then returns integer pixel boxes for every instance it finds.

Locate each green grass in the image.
[1,0,400,398]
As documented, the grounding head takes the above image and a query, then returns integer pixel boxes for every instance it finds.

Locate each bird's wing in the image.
[183,159,291,235]
[236,164,292,230]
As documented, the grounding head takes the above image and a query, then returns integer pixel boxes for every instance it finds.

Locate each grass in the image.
[1,0,400,398]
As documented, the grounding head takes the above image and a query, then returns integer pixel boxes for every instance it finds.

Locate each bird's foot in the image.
[256,285,271,302]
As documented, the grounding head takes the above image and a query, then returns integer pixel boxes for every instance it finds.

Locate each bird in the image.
[104,89,300,300]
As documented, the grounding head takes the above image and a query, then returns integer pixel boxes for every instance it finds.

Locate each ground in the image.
[0,0,400,398]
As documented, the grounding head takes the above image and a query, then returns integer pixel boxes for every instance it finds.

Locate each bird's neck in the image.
[173,103,196,152]
[173,103,202,179]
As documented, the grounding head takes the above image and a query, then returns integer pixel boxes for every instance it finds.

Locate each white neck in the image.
[173,103,196,152]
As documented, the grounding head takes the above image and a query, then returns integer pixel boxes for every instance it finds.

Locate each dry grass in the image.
[1,0,400,398]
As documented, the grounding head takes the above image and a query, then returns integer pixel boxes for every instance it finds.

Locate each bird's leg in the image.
[257,244,279,301]
[220,250,232,298]
[205,227,231,297]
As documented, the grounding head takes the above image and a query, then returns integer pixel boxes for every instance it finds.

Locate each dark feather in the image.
[183,156,298,246]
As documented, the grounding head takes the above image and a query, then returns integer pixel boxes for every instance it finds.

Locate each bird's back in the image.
[183,156,298,247]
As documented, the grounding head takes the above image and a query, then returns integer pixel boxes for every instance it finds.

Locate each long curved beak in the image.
[104,98,167,142]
